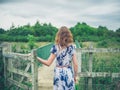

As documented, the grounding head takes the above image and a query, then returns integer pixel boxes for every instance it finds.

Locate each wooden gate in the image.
[3,49,38,90]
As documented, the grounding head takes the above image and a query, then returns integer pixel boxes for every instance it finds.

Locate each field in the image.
[5,42,51,53]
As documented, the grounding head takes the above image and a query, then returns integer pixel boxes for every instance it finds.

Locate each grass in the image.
[81,41,97,48]
[7,42,51,53]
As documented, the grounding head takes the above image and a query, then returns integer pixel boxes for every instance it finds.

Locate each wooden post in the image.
[76,49,82,73]
[31,49,38,90]
[3,57,7,87]
[88,45,93,90]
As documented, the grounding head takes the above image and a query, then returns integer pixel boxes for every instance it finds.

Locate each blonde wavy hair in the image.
[55,26,73,47]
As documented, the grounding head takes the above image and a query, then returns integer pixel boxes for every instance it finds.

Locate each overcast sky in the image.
[0,0,120,31]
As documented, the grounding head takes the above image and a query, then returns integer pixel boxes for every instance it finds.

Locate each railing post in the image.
[3,56,7,88]
[76,49,82,73]
[88,45,93,90]
[31,49,38,90]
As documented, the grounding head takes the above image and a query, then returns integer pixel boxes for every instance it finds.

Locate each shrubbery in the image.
[0,21,120,44]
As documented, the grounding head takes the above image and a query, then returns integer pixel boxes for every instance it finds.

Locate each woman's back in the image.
[51,44,75,66]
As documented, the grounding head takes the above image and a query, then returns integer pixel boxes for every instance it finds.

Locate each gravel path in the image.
[38,61,55,90]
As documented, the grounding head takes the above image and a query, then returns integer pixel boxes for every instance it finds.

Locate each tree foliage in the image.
[27,34,36,50]
[0,21,119,44]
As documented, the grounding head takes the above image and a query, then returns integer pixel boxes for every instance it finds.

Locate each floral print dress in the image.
[50,44,76,90]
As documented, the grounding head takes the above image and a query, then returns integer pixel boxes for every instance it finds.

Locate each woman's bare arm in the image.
[72,53,78,82]
[37,53,56,66]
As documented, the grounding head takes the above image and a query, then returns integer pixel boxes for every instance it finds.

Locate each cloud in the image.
[0,0,28,4]
[0,0,120,30]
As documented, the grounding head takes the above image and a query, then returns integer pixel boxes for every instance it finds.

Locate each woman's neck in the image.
[59,43,72,49]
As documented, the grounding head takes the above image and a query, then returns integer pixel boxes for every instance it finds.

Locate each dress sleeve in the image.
[50,45,57,55]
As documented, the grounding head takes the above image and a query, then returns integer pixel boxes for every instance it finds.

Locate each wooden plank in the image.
[8,52,31,57]
[7,68,32,78]
[8,78,29,90]
[31,49,38,90]
[3,53,32,61]
[3,56,7,87]
[88,50,93,90]
[19,63,31,82]
[77,48,120,53]
[78,72,120,78]
[76,50,82,72]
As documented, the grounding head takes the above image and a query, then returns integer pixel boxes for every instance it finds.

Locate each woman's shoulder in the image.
[52,44,59,50]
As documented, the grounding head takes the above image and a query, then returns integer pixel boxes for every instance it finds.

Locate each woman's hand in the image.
[74,76,77,83]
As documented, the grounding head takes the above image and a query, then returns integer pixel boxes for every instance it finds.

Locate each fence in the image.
[76,47,120,90]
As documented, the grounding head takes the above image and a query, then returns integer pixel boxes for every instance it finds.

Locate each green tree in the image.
[0,28,5,34]
[116,28,120,37]
[27,34,36,50]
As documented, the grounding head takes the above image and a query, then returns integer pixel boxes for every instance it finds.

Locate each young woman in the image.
[37,26,78,90]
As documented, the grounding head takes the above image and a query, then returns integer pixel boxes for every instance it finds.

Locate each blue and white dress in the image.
[50,44,76,90]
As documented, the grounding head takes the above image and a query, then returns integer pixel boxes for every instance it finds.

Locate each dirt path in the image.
[38,61,55,90]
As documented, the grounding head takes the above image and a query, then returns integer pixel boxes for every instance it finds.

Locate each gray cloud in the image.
[0,0,120,30]
[0,0,28,4]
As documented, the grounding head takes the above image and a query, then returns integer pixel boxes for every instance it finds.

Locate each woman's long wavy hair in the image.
[55,26,73,47]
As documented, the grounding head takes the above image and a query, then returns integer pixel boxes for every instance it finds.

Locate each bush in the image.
[97,40,108,47]
[27,34,36,50]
